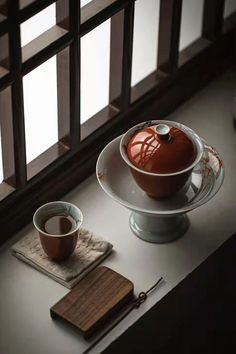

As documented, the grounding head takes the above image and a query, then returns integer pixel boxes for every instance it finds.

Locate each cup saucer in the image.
[96,135,224,243]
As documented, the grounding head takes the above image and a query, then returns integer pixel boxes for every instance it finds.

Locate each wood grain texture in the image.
[50,266,134,338]
[22,25,68,63]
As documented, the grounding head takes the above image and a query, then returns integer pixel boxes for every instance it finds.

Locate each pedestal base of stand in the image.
[129,212,189,243]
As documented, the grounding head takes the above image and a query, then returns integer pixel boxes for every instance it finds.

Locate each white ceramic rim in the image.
[33,201,83,237]
[96,135,224,216]
[120,120,204,176]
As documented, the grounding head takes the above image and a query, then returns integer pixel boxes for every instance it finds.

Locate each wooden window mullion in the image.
[109,9,124,108]
[8,0,27,188]
[19,0,56,23]
[69,0,80,149]
[0,33,9,73]
[56,1,70,147]
[56,46,70,146]
[80,0,129,37]
[56,0,80,150]
[120,0,135,111]
[0,87,15,185]
[157,0,183,72]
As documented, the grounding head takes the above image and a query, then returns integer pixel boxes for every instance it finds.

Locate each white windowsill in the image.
[0,68,236,354]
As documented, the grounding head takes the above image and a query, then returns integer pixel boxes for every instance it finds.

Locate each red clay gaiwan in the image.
[120,120,204,198]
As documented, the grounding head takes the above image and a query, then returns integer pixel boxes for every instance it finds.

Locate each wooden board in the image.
[50,266,134,338]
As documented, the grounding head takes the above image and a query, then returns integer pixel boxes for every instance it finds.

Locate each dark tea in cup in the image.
[33,201,83,261]
[43,214,77,235]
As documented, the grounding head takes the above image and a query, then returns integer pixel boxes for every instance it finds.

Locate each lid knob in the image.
[155,124,170,141]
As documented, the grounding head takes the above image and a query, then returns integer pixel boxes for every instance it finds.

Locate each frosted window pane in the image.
[23,57,58,164]
[81,0,92,6]
[81,20,110,123]
[131,0,159,87]
[179,0,204,51]
[21,4,56,47]
[224,0,236,18]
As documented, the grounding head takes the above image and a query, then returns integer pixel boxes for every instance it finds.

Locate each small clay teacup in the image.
[33,201,83,261]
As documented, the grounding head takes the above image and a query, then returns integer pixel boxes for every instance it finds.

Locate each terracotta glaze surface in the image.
[120,120,203,198]
[127,125,195,174]
[39,231,78,261]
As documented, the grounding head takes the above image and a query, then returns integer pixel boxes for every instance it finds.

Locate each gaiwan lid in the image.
[127,123,196,174]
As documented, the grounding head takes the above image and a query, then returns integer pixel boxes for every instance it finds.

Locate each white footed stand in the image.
[130,212,189,243]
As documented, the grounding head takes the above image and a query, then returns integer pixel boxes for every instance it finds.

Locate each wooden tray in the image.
[50,266,134,338]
